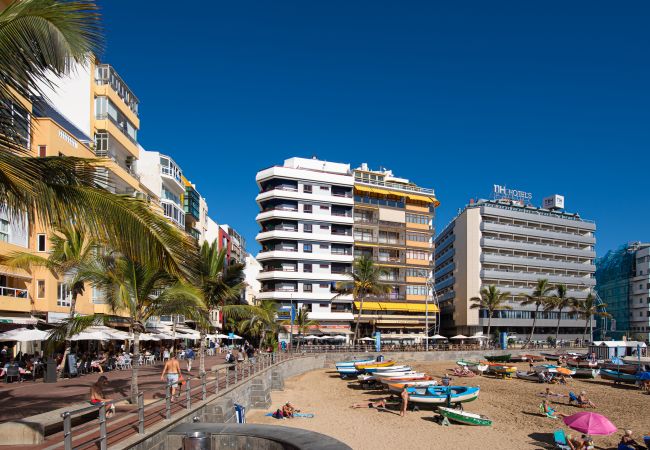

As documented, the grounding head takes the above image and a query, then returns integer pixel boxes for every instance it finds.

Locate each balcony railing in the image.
[0,286,28,298]
[262,206,299,213]
[332,192,353,198]
[261,287,298,293]
[331,230,352,236]
[262,267,297,272]
[354,175,435,195]
[331,250,353,256]
[95,64,139,115]
[260,247,298,253]
[262,185,298,193]
[331,211,352,217]
[262,227,298,232]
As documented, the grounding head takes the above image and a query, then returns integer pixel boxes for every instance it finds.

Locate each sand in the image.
[247,360,649,450]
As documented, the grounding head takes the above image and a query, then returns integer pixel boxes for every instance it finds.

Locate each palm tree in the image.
[72,254,206,402]
[239,300,278,347]
[4,224,97,376]
[194,242,261,374]
[545,284,576,348]
[0,0,198,279]
[470,285,512,342]
[520,279,554,349]
[286,307,317,350]
[336,257,390,345]
[572,293,610,344]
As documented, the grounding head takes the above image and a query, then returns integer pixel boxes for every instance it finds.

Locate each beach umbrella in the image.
[131,333,159,341]
[430,334,447,340]
[450,335,468,339]
[0,327,51,342]
[70,326,128,341]
[213,334,230,339]
[562,412,617,436]
[469,334,488,339]
[556,367,573,376]
[303,335,320,340]
[331,335,346,340]
[359,337,375,342]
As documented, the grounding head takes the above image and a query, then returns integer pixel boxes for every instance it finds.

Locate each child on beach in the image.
[399,388,409,417]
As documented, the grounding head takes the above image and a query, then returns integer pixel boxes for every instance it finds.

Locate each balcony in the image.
[95,64,139,116]
[481,237,596,258]
[354,175,435,196]
[481,222,596,245]
[480,268,596,286]
[0,286,28,298]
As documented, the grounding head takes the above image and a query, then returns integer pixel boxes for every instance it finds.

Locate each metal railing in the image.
[0,286,28,298]
[59,352,297,450]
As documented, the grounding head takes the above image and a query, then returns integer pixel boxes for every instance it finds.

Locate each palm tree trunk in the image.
[199,330,206,374]
[131,330,140,403]
[352,290,366,346]
[58,289,79,378]
[582,317,589,346]
[554,307,562,348]
[523,303,539,350]
[260,329,266,349]
[486,311,493,346]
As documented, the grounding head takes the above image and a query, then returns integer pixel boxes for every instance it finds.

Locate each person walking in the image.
[161,354,182,400]
[185,347,195,372]
[400,388,409,417]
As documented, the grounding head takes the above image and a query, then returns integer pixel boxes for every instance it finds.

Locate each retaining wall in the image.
[116,355,325,450]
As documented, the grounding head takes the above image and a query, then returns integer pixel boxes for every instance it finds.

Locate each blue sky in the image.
[99,1,649,255]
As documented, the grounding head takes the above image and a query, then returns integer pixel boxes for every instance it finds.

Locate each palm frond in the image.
[45,313,107,350]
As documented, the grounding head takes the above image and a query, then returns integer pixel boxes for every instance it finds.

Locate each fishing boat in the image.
[354,360,395,370]
[508,355,529,363]
[436,407,492,426]
[492,366,516,377]
[456,359,481,367]
[516,371,541,382]
[566,359,598,369]
[540,352,560,361]
[532,364,559,373]
[361,365,411,374]
[572,368,599,379]
[473,364,489,375]
[485,354,511,363]
[372,371,425,380]
[406,386,480,405]
[598,362,639,374]
[357,371,417,382]
[385,380,439,392]
[600,369,638,384]
[335,358,374,369]
[522,354,545,362]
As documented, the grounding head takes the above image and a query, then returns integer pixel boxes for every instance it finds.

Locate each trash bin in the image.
[182,431,210,450]
[234,403,246,423]
[44,357,57,383]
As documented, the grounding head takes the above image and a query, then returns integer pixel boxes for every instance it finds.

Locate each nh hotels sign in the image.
[493,184,533,202]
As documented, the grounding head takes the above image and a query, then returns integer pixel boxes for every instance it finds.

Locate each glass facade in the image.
[595,244,633,339]
[184,185,201,220]
[94,96,138,142]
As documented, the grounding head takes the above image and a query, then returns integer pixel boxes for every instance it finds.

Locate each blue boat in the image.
[600,369,638,383]
[335,358,374,368]
[405,385,480,405]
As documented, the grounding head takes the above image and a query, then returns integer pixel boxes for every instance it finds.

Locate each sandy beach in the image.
[247,360,649,450]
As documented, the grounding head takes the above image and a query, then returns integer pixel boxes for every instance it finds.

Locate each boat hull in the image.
[485,354,511,363]
[437,407,492,426]
[573,368,599,379]
[600,369,638,383]
[407,386,480,405]
[516,371,541,382]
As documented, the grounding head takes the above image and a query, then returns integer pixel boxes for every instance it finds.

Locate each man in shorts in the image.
[185,347,195,372]
[90,375,115,418]
[161,354,182,400]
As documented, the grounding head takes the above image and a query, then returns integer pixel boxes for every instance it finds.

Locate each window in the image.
[303,205,312,213]
[319,205,329,210]
[319,264,329,269]
[0,219,8,242]
[354,229,373,242]
[303,283,312,292]
[92,286,107,304]
[37,234,46,252]
[37,280,45,299]
[406,268,429,278]
[320,225,330,230]
[319,283,329,288]
[320,244,329,249]
[406,214,429,225]
[304,264,312,273]
[38,145,47,157]
[303,223,312,233]
[57,283,71,307]
[303,185,312,193]
[303,243,312,253]
[319,186,329,191]
[406,232,429,242]
[406,249,429,260]
[407,285,428,296]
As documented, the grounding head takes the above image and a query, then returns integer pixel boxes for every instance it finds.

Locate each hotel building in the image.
[352,164,439,335]
[434,196,596,341]
[595,242,650,341]
[255,158,355,338]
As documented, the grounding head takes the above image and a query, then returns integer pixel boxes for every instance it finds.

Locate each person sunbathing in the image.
[570,390,596,408]
[618,429,644,450]
[281,403,294,418]
[539,387,565,398]
[351,399,387,409]
[566,433,594,450]
[540,399,569,419]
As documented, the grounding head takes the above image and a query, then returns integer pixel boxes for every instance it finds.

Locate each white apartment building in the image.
[629,245,650,340]
[137,149,186,229]
[435,196,596,341]
[243,254,262,305]
[256,157,355,340]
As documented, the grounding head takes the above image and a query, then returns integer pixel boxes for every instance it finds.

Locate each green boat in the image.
[437,407,492,426]
[485,354,511,363]
[456,359,481,367]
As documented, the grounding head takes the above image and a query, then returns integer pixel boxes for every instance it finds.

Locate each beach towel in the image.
[568,392,579,403]
[539,403,558,419]
[266,412,314,418]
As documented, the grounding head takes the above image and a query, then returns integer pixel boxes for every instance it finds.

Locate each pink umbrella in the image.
[562,412,617,436]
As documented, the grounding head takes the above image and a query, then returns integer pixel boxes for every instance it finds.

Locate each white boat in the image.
[358,371,420,381]
[373,371,425,380]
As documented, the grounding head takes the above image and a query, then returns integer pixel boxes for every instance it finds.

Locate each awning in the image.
[354,185,439,206]
[319,327,353,335]
[405,192,439,206]
[0,316,39,324]
[354,301,439,313]
[0,265,32,280]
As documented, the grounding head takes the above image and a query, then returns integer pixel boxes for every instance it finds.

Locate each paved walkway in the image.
[0,353,229,422]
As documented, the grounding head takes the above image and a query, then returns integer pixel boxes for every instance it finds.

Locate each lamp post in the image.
[289,293,294,353]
